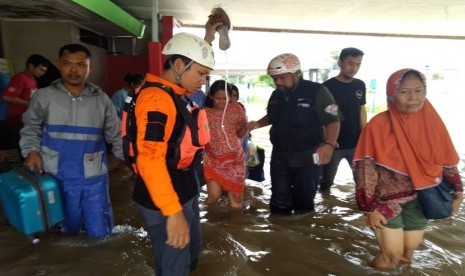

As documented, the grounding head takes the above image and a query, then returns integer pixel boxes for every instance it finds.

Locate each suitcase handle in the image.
[15,167,52,232]
[18,167,47,177]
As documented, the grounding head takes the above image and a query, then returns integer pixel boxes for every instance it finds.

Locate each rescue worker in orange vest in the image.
[132,32,215,275]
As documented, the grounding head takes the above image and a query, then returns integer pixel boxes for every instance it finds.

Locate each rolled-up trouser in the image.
[138,195,201,276]
[270,161,321,215]
[58,174,114,238]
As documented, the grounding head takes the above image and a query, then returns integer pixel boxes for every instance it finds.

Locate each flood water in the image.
[1,124,464,276]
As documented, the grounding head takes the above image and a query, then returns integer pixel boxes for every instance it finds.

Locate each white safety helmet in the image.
[267,53,301,76]
[162,32,215,69]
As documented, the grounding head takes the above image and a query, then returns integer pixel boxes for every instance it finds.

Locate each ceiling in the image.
[0,0,464,39]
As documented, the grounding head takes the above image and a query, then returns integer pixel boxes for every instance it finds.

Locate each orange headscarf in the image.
[353,68,459,190]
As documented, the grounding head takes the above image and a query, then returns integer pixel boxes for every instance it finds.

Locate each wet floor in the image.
[1,127,464,276]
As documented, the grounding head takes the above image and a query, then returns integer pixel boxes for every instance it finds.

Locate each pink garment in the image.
[203,103,246,194]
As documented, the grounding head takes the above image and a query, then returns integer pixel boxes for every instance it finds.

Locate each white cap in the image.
[267,53,301,76]
[162,32,215,69]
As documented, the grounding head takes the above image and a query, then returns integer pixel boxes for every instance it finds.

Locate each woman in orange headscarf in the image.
[353,68,463,269]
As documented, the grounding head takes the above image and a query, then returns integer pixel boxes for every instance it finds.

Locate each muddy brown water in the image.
[0,126,464,276]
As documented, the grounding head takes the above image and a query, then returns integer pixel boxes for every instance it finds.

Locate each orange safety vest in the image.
[122,82,210,174]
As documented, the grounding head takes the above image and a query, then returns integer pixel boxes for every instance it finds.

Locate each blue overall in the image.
[42,124,113,238]
[20,80,123,238]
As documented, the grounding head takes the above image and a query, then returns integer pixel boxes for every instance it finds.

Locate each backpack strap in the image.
[122,90,141,173]
[141,81,199,138]
[123,81,203,172]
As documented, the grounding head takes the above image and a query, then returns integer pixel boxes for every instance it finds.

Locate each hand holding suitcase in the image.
[0,167,64,243]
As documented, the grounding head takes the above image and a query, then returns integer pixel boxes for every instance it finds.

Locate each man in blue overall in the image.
[20,44,123,238]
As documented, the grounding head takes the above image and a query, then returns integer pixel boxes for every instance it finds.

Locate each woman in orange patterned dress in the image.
[203,80,247,208]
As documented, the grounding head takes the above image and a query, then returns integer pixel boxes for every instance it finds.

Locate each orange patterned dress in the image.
[203,103,246,194]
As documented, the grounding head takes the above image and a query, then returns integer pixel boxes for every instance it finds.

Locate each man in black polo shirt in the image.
[320,47,367,192]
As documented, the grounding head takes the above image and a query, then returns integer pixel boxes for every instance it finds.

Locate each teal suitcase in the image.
[0,167,64,243]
